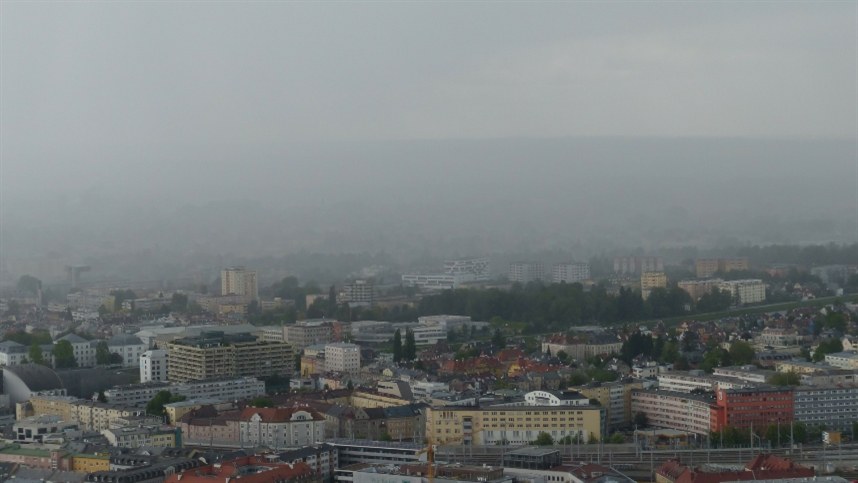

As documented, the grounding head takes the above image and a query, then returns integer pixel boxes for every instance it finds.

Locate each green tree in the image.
[608,433,625,444]
[767,371,801,386]
[813,339,843,362]
[28,343,46,365]
[492,328,506,349]
[728,341,755,365]
[392,329,403,363]
[16,275,42,295]
[95,341,111,365]
[52,340,77,368]
[634,411,649,427]
[251,397,274,407]
[404,329,417,360]
[532,432,554,445]
[328,285,337,316]
[146,390,186,416]
[170,293,188,312]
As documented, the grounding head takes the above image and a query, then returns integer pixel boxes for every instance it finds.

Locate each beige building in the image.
[102,425,177,448]
[640,272,668,299]
[285,320,334,352]
[426,405,603,445]
[695,258,749,278]
[631,389,713,435]
[221,267,258,301]
[324,343,360,373]
[718,279,766,304]
[677,279,722,301]
[167,331,293,382]
[576,381,642,429]
[23,395,146,432]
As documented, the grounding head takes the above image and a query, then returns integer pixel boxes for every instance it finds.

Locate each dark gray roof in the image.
[59,333,88,344]
[3,364,64,392]
[0,341,25,353]
[107,334,144,346]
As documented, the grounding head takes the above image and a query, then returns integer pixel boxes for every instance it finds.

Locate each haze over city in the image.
[1,2,856,284]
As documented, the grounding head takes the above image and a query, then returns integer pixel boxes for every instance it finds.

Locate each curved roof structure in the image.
[3,364,64,392]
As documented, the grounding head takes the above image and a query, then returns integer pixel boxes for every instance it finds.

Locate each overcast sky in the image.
[1,2,857,281]
[3,2,856,157]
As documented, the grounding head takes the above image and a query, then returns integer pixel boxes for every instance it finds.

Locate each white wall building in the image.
[509,262,546,283]
[718,279,766,304]
[56,333,97,367]
[324,343,361,373]
[552,263,591,284]
[523,390,590,406]
[107,334,147,368]
[401,273,475,290]
[140,349,169,383]
[221,267,258,301]
[443,257,490,280]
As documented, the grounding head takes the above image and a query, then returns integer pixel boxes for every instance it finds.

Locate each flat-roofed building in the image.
[793,384,858,431]
[711,386,794,432]
[509,262,546,283]
[426,404,603,445]
[552,263,590,284]
[641,272,668,299]
[631,389,714,435]
[166,331,292,382]
[719,280,766,305]
[285,320,334,352]
[824,351,858,369]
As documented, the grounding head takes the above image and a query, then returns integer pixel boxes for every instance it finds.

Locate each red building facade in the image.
[711,387,794,432]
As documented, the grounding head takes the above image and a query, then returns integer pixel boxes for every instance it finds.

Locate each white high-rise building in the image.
[324,343,361,374]
[718,279,766,305]
[444,257,490,280]
[509,262,546,283]
[221,267,258,301]
[140,349,169,383]
[552,262,591,284]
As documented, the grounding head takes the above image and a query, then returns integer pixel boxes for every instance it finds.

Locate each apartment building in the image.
[102,425,178,448]
[640,272,668,299]
[105,377,265,407]
[56,333,97,367]
[339,280,375,306]
[793,385,858,432]
[166,331,293,382]
[426,405,604,445]
[711,387,794,432]
[107,334,147,368]
[614,256,663,276]
[695,258,748,279]
[576,380,642,429]
[179,406,325,448]
[285,320,334,352]
[677,279,722,301]
[552,263,591,284]
[140,349,169,383]
[221,267,258,301]
[657,371,749,393]
[824,351,858,369]
[631,389,714,435]
[509,262,546,283]
[718,279,766,305]
[444,257,490,280]
[324,343,361,373]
